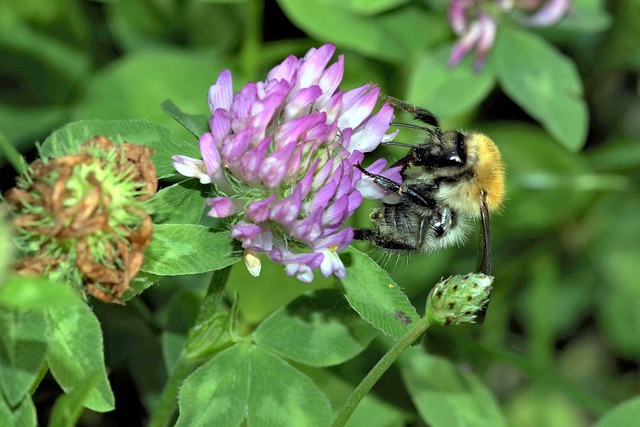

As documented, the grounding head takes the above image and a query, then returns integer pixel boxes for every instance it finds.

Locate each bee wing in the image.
[476,193,492,276]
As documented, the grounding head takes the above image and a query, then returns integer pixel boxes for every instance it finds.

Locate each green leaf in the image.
[0,309,47,406]
[350,0,409,15]
[587,137,640,173]
[337,247,419,339]
[149,179,206,225]
[107,2,240,55]
[142,224,241,275]
[48,371,101,427]
[72,49,222,143]
[276,0,448,63]
[121,271,161,301]
[161,100,210,139]
[406,45,496,118]
[595,396,640,427]
[400,348,507,427]
[495,28,588,151]
[0,393,36,427]
[0,19,89,105]
[39,119,198,180]
[176,343,332,427]
[0,276,81,311]
[254,289,378,367]
[46,303,115,412]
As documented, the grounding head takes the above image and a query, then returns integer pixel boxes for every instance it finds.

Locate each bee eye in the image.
[435,132,466,167]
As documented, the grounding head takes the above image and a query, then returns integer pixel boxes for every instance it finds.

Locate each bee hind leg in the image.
[354,228,418,251]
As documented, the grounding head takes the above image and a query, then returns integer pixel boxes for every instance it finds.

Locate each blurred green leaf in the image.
[107,1,241,53]
[276,0,448,63]
[176,343,332,426]
[350,0,409,15]
[48,371,100,427]
[587,137,640,173]
[406,45,496,119]
[495,28,588,151]
[555,0,612,33]
[505,386,590,427]
[72,49,223,142]
[0,104,66,155]
[485,123,592,230]
[0,276,80,311]
[254,289,378,367]
[595,396,640,427]
[587,195,640,358]
[0,393,36,427]
[141,225,241,275]
[46,303,115,412]
[0,309,47,407]
[0,19,90,105]
[400,348,507,427]
[149,179,206,225]
[337,247,419,339]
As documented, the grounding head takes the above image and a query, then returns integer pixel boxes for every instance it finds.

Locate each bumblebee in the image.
[355,95,505,274]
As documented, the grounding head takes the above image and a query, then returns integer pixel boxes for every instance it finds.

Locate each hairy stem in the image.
[331,314,433,427]
[148,267,232,427]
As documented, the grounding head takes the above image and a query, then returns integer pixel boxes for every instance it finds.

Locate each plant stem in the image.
[331,314,433,427]
[148,350,195,427]
[240,0,263,79]
[0,129,27,175]
[148,267,232,427]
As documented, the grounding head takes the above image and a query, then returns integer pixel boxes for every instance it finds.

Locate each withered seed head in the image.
[5,136,158,303]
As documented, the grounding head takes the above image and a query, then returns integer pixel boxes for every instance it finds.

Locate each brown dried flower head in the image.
[5,136,157,303]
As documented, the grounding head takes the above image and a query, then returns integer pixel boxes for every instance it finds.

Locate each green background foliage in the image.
[1,0,640,426]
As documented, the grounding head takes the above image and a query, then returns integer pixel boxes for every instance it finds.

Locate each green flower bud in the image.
[5,136,157,303]
[426,273,494,326]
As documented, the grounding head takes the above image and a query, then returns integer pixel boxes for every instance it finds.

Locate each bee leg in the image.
[356,165,436,208]
[353,228,418,251]
[380,94,440,127]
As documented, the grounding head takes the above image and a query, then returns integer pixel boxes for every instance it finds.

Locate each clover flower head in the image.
[448,0,571,71]
[173,44,399,282]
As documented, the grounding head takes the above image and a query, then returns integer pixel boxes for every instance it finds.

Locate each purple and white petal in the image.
[205,197,241,218]
[172,155,211,184]
[347,103,394,153]
[208,70,233,113]
[520,0,571,27]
